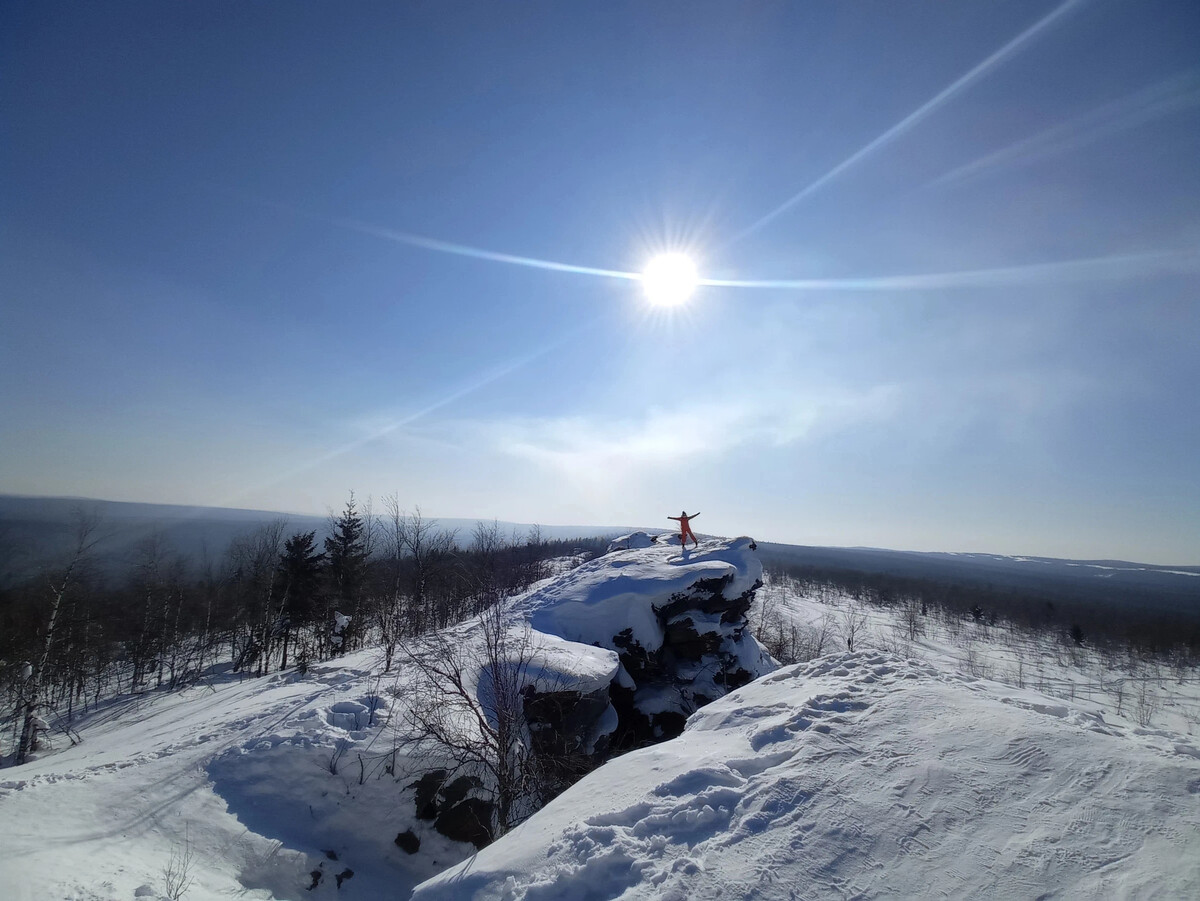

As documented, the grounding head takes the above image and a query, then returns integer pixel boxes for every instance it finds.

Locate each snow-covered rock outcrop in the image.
[413,650,1200,900]
[509,534,773,746]
[389,534,774,849]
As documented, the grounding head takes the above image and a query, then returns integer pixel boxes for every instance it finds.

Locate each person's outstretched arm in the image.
[667,516,682,522]
[690,512,700,519]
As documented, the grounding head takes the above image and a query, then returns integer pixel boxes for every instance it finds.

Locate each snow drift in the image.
[413,650,1200,900]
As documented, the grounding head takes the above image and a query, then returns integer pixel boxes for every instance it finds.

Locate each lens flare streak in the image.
[728,0,1086,243]
[247,191,1197,304]
[336,216,642,282]
[928,70,1200,188]
[346,208,1195,295]
[700,250,1199,292]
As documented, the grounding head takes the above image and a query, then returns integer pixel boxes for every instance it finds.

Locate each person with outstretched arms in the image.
[667,510,700,549]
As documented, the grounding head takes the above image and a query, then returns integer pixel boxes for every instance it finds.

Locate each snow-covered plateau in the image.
[1,535,1198,900]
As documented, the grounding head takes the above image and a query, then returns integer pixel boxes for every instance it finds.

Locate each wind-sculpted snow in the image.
[501,535,773,743]
[510,534,764,655]
[0,652,473,900]
[413,651,1200,900]
[518,627,622,695]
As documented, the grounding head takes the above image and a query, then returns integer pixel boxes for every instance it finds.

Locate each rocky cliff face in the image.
[412,534,774,847]
[513,534,773,767]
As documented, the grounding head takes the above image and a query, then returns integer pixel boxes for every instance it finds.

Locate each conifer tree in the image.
[324,494,367,653]
[278,531,325,668]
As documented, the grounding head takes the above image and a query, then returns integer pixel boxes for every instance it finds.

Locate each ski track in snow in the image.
[0,653,458,901]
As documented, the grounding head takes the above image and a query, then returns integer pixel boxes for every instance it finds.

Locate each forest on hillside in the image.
[4,496,1196,770]
[0,495,609,766]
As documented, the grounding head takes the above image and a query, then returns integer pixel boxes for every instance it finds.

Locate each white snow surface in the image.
[0,536,763,901]
[519,627,621,695]
[414,650,1200,900]
[607,531,658,552]
[509,535,763,654]
[4,538,1200,900]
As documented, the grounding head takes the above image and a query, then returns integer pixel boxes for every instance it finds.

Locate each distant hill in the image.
[3,496,1196,621]
[0,495,629,584]
[755,542,1200,621]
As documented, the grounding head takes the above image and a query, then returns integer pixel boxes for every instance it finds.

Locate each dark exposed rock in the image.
[395,829,420,854]
[407,772,495,849]
[607,682,653,746]
[334,867,354,888]
[658,576,759,625]
[612,628,655,681]
[408,770,447,821]
[647,710,687,741]
[523,686,611,757]
[716,660,756,691]
[435,797,494,849]
[663,615,724,660]
[600,574,764,752]
[440,775,483,808]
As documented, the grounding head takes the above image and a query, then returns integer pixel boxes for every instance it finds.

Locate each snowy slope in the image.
[4,536,1198,901]
[413,651,1200,900]
[0,536,768,900]
[0,651,475,901]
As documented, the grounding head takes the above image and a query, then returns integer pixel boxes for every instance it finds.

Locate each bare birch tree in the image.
[15,507,103,764]
[394,602,542,838]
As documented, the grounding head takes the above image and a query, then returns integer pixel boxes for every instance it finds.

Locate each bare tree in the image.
[395,504,458,633]
[1135,674,1159,727]
[190,543,222,684]
[520,524,547,586]
[126,533,192,691]
[470,519,506,615]
[899,594,925,642]
[377,496,410,671]
[15,507,103,764]
[1169,645,1193,685]
[228,519,287,675]
[840,604,869,653]
[756,610,836,665]
[394,602,543,838]
[162,825,195,900]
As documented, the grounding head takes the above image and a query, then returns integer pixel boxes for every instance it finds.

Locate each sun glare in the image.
[642,253,699,307]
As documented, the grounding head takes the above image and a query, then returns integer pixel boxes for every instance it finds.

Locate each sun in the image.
[641,253,699,307]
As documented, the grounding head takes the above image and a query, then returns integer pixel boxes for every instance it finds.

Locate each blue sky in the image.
[3,0,1198,563]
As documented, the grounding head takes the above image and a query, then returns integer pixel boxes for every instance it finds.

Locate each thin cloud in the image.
[929,70,1200,188]
[466,386,900,478]
[728,0,1086,243]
